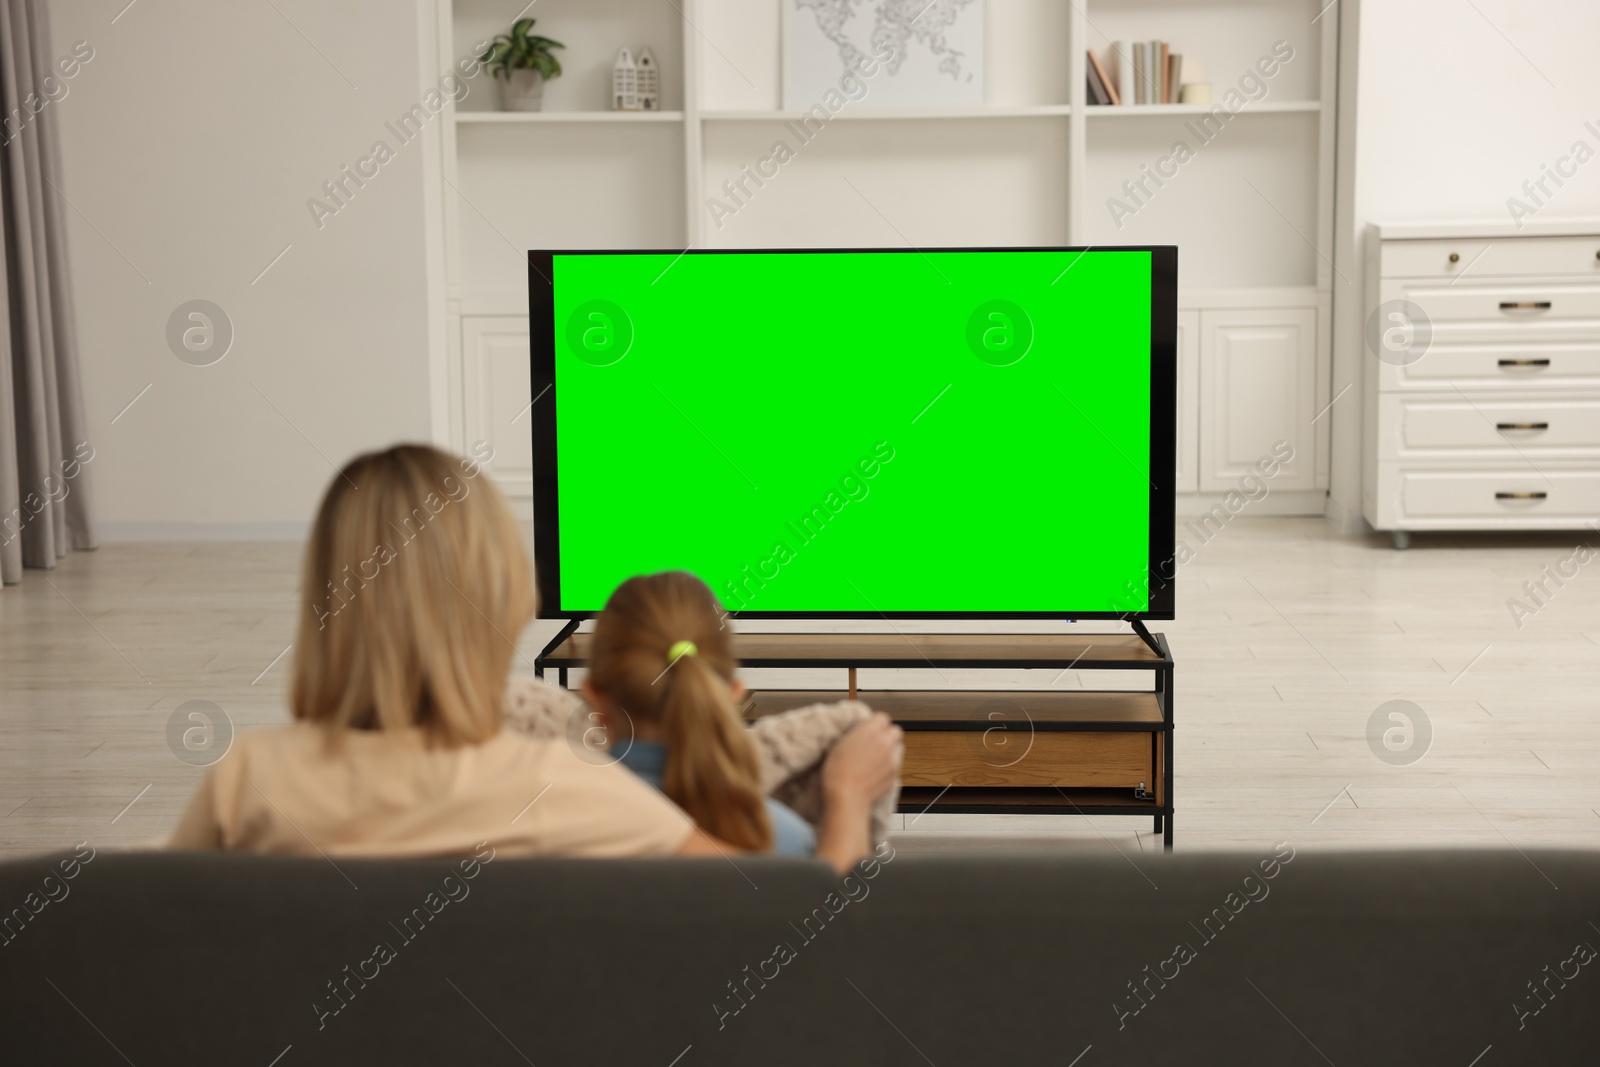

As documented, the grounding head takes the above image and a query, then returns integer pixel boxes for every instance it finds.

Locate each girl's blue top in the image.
[616,740,816,856]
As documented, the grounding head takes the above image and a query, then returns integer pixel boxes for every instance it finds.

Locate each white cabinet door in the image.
[461,316,534,501]
[1198,309,1317,491]
[1175,310,1199,493]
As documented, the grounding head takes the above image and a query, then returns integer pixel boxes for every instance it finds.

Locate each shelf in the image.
[697,103,1317,122]
[1085,101,1320,117]
[747,690,1165,731]
[899,786,1161,816]
[699,105,1072,122]
[455,110,685,124]
[539,632,1170,670]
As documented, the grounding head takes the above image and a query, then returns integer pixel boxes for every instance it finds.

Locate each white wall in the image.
[1328,0,1600,530]
[48,0,445,538]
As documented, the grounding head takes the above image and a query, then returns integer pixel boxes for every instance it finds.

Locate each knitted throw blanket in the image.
[503,675,898,848]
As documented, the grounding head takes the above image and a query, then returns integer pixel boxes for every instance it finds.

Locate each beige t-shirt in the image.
[168,723,694,859]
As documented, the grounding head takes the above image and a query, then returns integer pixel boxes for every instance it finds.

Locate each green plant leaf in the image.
[488,17,562,76]
[481,36,511,77]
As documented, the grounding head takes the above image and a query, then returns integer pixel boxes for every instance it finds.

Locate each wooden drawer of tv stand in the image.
[900,731,1153,790]
[744,689,1164,792]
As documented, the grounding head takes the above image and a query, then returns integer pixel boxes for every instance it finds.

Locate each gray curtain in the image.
[0,0,95,584]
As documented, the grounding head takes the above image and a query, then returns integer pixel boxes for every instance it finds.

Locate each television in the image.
[529,246,1176,620]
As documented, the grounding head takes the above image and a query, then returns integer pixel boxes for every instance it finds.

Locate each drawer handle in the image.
[1498,358,1551,367]
[1495,491,1548,500]
[1496,422,1550,431]
[1499,301,1552,310]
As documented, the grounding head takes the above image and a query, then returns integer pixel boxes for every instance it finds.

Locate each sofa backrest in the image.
[3,845,1597,1064]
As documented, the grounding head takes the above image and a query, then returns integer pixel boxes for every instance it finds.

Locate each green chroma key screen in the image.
[529,247,1176,619]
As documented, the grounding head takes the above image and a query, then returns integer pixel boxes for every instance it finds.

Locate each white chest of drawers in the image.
[1363,219,1600,548]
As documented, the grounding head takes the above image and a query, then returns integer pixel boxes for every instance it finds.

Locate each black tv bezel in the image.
[528,246,1177,622]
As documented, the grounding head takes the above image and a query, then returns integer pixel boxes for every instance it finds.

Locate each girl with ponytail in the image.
[585,572,901,871]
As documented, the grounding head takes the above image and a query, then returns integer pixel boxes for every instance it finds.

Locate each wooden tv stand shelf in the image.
[535,630,1175,850]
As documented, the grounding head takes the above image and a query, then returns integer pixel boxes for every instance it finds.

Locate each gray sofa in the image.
[2,844,1596,1064]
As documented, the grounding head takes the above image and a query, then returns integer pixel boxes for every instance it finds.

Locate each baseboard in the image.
[96,520,309,542]
[1174,490,1327,518]
[1322,493,1372,536]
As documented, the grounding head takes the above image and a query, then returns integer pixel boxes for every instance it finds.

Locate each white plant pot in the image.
[498,69,545,112]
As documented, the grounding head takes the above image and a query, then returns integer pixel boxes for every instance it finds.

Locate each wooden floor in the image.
[2,518,1597,861]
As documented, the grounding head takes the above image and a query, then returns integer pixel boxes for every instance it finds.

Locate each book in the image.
[1087,58,1110,105]
[1144,41,1159,105]
[1158,40,1170,103]
[1167,53,1182,105]
[1113,41,1134,106]
[1132,41,1145,105]
[1087,49,1119,106]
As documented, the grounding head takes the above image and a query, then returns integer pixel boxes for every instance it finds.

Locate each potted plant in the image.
[480,18,565,112]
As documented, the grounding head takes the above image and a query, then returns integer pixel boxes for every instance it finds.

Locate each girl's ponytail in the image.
[659,655,771,850]
[588,572,774,852]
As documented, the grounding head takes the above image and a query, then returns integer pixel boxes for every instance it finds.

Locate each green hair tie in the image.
[668,640,698,662]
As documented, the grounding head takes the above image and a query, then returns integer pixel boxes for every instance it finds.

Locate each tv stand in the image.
[536,627,1176,850]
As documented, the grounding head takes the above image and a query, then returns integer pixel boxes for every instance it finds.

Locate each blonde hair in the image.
[291,444,534,746]
[588,572,773,851]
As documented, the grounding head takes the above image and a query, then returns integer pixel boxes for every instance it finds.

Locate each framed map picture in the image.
[781,0,985,110]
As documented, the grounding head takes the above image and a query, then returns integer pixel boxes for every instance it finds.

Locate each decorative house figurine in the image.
[612,47,638,111]
[636,47,659,111]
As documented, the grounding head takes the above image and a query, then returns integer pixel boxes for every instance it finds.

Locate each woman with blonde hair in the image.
[169,444,897,871]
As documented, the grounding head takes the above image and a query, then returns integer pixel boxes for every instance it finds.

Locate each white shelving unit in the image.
[431,0,1339,515]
